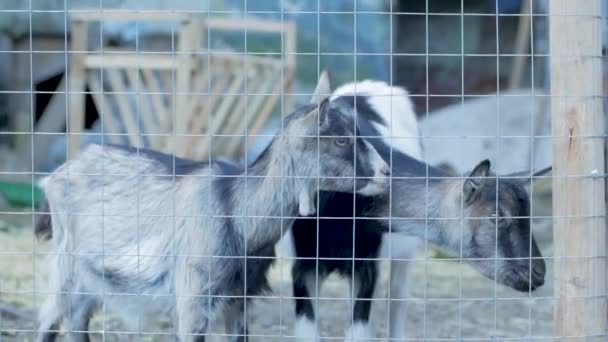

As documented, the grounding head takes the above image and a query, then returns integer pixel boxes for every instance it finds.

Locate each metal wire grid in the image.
[0,0,604,341]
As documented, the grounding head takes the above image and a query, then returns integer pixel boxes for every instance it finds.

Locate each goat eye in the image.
[335,138,349,147]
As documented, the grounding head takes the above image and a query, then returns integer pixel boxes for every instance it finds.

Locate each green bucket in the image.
[0,180,44,208]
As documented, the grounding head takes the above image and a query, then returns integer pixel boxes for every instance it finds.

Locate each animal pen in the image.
[0,0,605,341]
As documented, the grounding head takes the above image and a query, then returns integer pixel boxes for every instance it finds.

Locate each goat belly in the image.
[212,242,276,298]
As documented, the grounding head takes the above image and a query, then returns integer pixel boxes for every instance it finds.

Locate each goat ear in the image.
[503,166,552,187]
[318,98,331,127]
[293,107,320,132]
[463,159,491,203]
[532,166,552,177]
[504,166,552,178]
[310,70,332,104]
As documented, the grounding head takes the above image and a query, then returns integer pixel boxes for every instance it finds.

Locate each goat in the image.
[282,80,549,341]
[35,73,390,342]
[276,80,422,340]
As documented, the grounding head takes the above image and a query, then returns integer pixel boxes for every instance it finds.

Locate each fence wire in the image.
[0,0,605,341]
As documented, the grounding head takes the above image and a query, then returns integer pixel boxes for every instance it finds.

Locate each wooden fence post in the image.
[550,0,606,340]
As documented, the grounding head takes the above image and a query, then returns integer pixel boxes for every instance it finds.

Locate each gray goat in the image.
[35,74,390,342]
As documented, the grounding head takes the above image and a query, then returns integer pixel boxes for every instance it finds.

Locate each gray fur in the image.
[36,97,389,342]
[374,160,545,292]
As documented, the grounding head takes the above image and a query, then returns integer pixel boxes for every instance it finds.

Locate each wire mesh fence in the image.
[0,0,605,341]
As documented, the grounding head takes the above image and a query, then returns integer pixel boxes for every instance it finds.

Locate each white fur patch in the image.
[356,141,389,197]
[368,140,389,175]
[298,190,316,217]
[275,227,297,258]
[331,80,422,159]
[344,322,374,341]
[356,182,386,196]
[294,316,319,342]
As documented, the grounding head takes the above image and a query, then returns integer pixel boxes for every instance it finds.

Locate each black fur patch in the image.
[102,143,243,176]
[35,200,52,240]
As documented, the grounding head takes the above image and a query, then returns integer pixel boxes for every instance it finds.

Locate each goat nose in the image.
[533,263,546,278]
[531,260,546,289]
[533,259,546,275]
[533,276,545,288]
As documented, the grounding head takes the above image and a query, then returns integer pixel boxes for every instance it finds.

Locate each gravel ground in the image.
[0,218,554,341]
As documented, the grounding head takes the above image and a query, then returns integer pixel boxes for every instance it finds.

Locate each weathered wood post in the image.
[67,18,87,159]
[550,0,606,340]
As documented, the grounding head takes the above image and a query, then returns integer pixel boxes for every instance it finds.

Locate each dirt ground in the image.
[0,213,554,341]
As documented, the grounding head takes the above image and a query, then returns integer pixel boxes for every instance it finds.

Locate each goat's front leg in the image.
[381,234,418,341]
[345,261,377,341]
[175,260,219,342]
[292,263,320,342]
[176,292,214,342]
[387,258,413,341]
[36,290,63,342]
[63,293,98,342]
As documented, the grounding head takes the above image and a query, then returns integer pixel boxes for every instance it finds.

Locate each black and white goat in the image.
[277,80,422,340]
[278,80,548,341]
[35,75,390,342]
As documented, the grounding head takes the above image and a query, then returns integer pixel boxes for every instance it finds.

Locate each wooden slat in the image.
[208,70,246,136]
[221,66,259,137]
[173,19,197,155]
[509,0,532,89]
[550,0,606,340]
[220,67,275,157]
[126,69,160,149]
[282,22,297,112]
[211,53,283,68]
[105,69,140,146]
[187,66,212,130]
[68,20,88,158]
[284,24,297,68]
[206,17,295,34]
[161,71,174,99]
[192,63,237,157]
[141,69,169,134]
[202,70,247,157]
[71,10,190,23]
[85,54,177,70]
[190,61,231,135]
[282,67,296,114]
[249,70,284,136]
[87,71,122,144]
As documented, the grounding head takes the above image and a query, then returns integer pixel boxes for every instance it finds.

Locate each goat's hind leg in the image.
[37,255,68,342]
[345,261,377,341]
[175,265,222,342]
[63,293,98,342]
[292,263,320,341]
[37,293,63,342]
[176,291,216,342]
[37,291,96,342]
